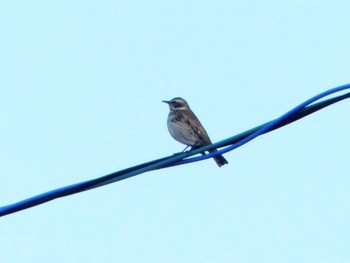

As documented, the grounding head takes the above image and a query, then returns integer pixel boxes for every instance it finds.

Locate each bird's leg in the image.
[172,146,190,156]
[190,146,206,156]
[181,145,190,153]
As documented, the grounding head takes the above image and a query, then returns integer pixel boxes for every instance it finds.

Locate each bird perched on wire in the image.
[163,97,228,167]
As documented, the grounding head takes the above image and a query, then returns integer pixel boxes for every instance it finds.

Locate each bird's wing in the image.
[183,111,212,145]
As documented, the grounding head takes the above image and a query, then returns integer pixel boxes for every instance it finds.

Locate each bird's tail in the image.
[209,149,228,167]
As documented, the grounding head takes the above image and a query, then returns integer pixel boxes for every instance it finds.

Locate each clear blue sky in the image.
[1,1,349,262]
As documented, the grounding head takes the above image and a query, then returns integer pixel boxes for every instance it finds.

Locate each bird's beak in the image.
[162,100,170,104]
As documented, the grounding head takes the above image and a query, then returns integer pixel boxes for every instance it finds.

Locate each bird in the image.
[162,97,228,167]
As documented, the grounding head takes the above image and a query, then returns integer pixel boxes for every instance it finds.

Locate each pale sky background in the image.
[1,1,349,262]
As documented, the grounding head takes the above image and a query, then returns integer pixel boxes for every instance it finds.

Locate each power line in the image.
[1,83,349,217]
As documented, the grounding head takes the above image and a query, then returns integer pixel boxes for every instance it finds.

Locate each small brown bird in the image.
[163,97,228,167]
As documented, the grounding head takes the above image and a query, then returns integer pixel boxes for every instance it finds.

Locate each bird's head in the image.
[162,97,189,111]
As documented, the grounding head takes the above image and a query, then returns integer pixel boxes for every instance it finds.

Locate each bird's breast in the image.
[167,112,201,146]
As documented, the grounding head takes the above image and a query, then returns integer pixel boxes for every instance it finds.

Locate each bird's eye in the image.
[173,102,182,108]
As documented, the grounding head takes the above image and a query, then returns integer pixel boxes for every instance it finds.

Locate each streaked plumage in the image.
[163,97,228,167]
